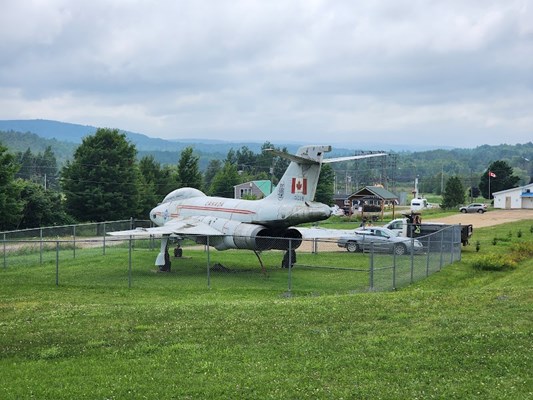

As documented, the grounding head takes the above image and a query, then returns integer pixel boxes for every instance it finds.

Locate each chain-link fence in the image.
[1,222,462,293]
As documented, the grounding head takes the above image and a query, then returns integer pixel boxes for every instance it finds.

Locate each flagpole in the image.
[488,173,491,201]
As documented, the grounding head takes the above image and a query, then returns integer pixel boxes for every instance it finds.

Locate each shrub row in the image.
[472,240,533,272]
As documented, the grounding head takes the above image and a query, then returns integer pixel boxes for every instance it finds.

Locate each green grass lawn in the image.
[1,220,532,399]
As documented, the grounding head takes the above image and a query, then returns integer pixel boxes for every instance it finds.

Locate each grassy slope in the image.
[1,221,532,399]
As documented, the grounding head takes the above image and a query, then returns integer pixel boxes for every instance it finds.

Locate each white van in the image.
[410,198,428,212]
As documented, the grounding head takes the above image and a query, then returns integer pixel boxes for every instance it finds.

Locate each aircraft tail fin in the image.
[265,145,331,202]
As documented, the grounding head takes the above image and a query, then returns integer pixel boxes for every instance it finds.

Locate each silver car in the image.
[459,203,487,213]
[337,227,424,255]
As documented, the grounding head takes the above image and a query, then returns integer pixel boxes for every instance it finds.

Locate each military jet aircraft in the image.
[109,145,386,270]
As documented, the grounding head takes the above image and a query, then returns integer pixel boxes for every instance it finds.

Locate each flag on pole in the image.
[488,171,496,178]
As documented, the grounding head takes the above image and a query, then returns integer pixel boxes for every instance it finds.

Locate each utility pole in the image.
[440,164,444,194]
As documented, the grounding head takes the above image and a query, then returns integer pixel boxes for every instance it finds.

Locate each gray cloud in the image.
[1,0,532,148]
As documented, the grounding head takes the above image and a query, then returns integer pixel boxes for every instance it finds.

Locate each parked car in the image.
[459,203,487,213]
[337,227,424,255]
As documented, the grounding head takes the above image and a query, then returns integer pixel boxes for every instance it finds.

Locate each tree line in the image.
[0,128,335,230]
[0,128,526,231]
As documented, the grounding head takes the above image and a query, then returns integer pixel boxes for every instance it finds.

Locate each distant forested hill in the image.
[0,119,295,154]
[1,119,531,189]
[0,130,77,165]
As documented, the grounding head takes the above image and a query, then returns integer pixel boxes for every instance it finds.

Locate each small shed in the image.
[492,183,533,209]
[347,186,399,220]
[234,180,274,199]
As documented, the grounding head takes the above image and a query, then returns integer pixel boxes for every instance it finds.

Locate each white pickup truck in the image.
[383,215,473,247]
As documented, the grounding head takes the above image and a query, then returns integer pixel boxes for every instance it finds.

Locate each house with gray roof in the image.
[347,185,399,220]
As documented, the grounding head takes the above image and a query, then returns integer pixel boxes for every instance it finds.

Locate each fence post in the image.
[55,241,59,286]
[459,226,462,262]
[103,222,106,256]
[439,231,444,271]
[128,236,132,288]
[288,239,293,293]
[392,249,396,290]
[410,237,415,284]
[3,233,6,269]
[73,225,76,259]
[450,226,457,263]
[426,235,431,276]
[40,228,43,265]
[207,236,211,289]
[369,242,374,291]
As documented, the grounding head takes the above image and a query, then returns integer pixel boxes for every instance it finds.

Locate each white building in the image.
[492,183,533,209]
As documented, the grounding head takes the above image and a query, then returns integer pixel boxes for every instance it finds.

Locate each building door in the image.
[505,196,512,209]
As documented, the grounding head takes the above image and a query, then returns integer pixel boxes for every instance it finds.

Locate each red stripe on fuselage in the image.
[154,205,256,216]
[177,205,256,214]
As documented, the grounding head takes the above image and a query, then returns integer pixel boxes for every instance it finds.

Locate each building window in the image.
[240,188,252,198]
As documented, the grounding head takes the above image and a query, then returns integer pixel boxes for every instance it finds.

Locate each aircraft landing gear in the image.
[157,236,172,272]
[281,249,297,268]
[173,243,183,258]
[253,250,267,276]
[159,247,171,272]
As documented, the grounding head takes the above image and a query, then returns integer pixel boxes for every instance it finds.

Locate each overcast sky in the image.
[1,0,532,149]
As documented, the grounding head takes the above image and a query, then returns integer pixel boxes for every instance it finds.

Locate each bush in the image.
[493,237,510,245]
[471,254,517,271]
[510,241,533,261]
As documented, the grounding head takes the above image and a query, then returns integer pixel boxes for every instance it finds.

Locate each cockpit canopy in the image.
[161,188,206,204]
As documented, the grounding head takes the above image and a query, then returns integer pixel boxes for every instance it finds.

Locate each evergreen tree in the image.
[17,180,74,229]
[137,156,179,217]
[272,147,290,183]
[467,186,480,199]
[61,128,140,221]
[138,155,164,218]
[203,159,223,193]
[315,163,335,204]
[0,143,23,230]
[234,146,257,174]
[256,142,289,184]
[38,146,59,189]
[479,160,520,199]
[139,155,178,198]
[15,146,58,189]
[440,176,465,209]
[177,147,202,189]
[209,162,240,197]
[16,148,34,181]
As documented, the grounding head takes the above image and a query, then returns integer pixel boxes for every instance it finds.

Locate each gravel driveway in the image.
[426,208,533,229]
[300,209,533,253]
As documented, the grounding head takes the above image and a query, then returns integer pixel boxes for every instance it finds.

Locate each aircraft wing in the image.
[108,217,224,237]
[322,153,387,163]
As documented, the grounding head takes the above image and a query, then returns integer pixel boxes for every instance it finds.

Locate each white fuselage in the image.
[150,196,332,230]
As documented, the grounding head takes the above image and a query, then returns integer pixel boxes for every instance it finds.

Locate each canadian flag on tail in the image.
[291,177,307,194]
[488,171,496,178]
